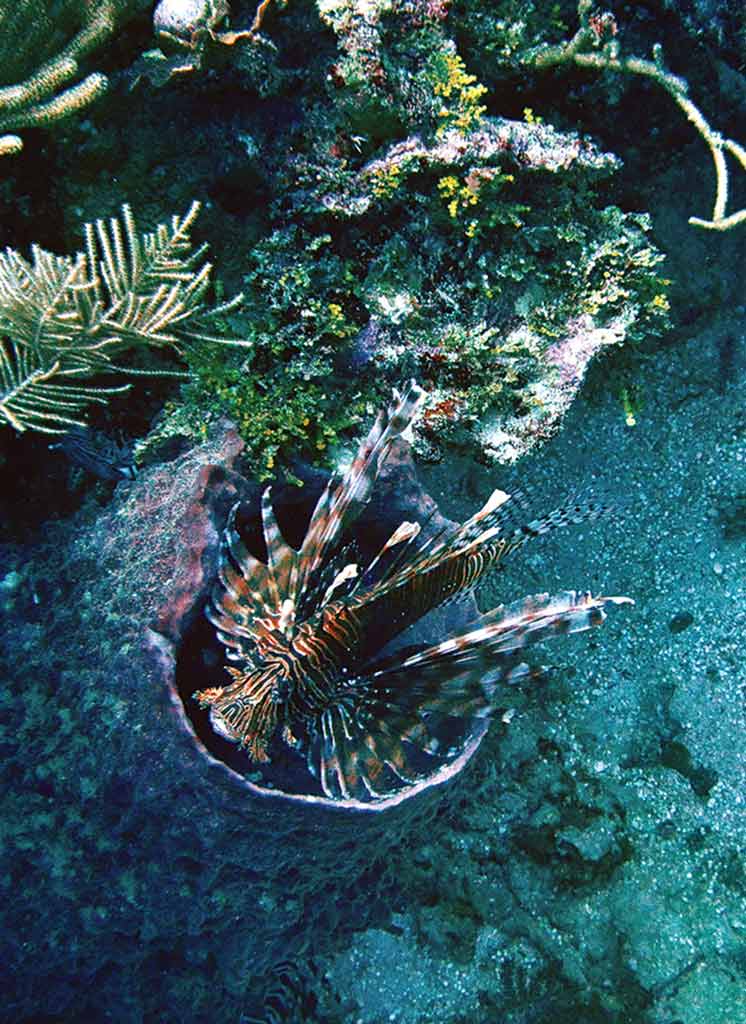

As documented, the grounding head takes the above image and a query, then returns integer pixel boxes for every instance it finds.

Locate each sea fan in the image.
[0,201,245,434]
[195,382,632,801]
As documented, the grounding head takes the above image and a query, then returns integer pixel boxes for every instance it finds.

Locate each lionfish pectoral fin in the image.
[311,707,360,801]
[309,704,420,801]
[367,591,633,720]
[397,591,632,667]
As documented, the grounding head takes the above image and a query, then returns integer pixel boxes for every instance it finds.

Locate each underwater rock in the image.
[668,610,694,633]
[153,0,219,42]
[322,118,619,217]
[477,314,629,464]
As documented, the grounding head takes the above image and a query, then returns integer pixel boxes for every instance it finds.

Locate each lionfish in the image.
[195,382,631,801]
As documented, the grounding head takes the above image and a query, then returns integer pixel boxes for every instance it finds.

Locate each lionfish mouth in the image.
[193,381,632,803]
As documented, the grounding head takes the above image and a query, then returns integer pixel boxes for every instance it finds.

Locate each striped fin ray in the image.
[362,489,611,604]
[305,591,630,798]
[295,537,361,621]
[293,381,426,606]
[367,591,633,717]
[359,519,421,585]
[338,493,615,662]
[260,488,301,635]
[206,503,285,658]
[311,702,418,800]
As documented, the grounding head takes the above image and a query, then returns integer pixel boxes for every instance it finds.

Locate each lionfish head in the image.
[194,381,632,802]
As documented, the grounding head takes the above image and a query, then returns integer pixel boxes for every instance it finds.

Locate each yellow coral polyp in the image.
[432,52,488,137]
[371,163,401,199]
[463,85,488,104]
[438,175,459,197]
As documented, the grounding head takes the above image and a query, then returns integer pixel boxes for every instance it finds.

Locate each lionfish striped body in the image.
[195,382,632,801]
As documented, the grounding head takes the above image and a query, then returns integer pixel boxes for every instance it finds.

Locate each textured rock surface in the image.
[153,0,215,40]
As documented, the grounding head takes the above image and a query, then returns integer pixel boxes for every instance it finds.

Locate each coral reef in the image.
[7,0,670,474]
[3,1,746,1020]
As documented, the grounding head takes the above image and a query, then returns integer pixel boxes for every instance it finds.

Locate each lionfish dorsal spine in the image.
[342,491,616,655]
[260,488,301,634]
[292,380,426,602]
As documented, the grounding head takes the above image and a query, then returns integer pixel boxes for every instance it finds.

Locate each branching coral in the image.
[525,0,746,231]
[0,202,245,433]
[0,0,148,157]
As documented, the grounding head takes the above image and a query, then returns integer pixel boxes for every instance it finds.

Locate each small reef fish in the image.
[195,381,632,801]
[51,426,136,481]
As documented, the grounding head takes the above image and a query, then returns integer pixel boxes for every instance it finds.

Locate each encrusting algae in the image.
[195,382,632,802]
